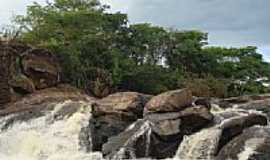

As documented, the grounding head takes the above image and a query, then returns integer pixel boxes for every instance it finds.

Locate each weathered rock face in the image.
[22,49,61,89]
[92,92,152,119]
[0,43,62,108]
[0,45,17,108]
[90,92,152,151]
[144,89,192,114]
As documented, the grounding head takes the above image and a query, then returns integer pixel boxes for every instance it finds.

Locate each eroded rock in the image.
[22,48,61,89]
[144,89,192,114]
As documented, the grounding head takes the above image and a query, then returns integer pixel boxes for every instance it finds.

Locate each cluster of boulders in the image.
[0,82,269,159]
[90,89,214,159]
[0,42,61,108]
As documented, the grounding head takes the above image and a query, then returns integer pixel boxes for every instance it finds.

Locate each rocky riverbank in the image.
[1,42,270,160]
[0,85,269,160]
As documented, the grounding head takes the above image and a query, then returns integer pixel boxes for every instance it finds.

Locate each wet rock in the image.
[216,94,270,109]
[194,97,211,110]
[103,105,213,159]
[217,113,268,154]
[102,120,152,159]
[217,126,270,160]
[237,99,270,119]
[175,110,268,160]
[144,89,192,114]
[22,48,61,89]
[90,92,151,151]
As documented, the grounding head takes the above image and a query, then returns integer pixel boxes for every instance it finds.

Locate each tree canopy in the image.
[9,0,270,97]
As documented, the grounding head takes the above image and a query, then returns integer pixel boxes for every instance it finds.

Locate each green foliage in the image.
[120,65,184,95]
[11,0,270,97]
[183,75,228,98]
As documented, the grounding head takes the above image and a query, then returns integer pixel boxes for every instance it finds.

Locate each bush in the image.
[184,75,228,98]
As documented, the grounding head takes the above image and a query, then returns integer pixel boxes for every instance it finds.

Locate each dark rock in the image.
[217,126,270,160]
[0,45,17,108]
[22,48,61,89]
[102,120,152,159]
[103,105,213,159]
[216,94,270,109]
[174,110,268,160]
[194,97,211,110]
[217,113,268,154]
[144,89,192,114]
[90,92,151,151]
[237,99,270,119]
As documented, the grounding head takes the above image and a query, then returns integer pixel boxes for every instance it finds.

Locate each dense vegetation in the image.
[2,0,270,97]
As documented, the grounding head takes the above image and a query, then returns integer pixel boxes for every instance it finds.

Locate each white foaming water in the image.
[238,138,265,160]
[111,120,152,159]
[0,101,103,160]
[175,127,222,160]
[173,105,266,160]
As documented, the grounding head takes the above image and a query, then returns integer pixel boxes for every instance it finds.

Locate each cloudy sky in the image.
[1,0,270,60]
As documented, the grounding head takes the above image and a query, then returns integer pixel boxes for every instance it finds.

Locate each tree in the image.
[15,0,129,96]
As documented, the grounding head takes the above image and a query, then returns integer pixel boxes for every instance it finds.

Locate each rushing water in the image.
[0,100,268,160]
[173,105,268,160]
[0,101,103,160]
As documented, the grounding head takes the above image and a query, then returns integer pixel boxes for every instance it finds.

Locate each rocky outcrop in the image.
[0,84,94,115]
[144,89,192,114]
[103,105,213,159]
[22,49,61,89]
[90,92,152,151]
[0,44,17,108]
[0,85,269,160]
[0,42,62,107]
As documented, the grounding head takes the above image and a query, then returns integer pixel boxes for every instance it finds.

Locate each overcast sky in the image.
[1,0,270,61]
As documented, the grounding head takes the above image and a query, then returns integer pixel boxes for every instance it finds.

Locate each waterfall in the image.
[176,127,222,160]
[173,106,267,160]
[0,101,103,160]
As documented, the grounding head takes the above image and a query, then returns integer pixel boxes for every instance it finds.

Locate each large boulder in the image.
[144,89,192,114]
[22,48,61,89]
[90,92,152,151]
[92,92,152,119]
[103,105,213,159]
